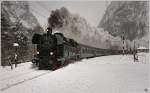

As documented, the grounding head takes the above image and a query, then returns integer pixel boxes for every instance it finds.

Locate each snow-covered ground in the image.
[0,53,149,93]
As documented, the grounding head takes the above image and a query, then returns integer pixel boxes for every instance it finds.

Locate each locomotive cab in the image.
[53,32,65,66]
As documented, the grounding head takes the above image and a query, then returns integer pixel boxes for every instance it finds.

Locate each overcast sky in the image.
[29,1,109,29]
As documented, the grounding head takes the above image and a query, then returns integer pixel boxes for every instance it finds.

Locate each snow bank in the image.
[1,53,149,93]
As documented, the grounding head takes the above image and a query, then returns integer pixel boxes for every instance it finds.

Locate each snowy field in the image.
[0,53,149,93]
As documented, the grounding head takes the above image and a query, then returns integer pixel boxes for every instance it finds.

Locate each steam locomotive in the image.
[32,29,122,70]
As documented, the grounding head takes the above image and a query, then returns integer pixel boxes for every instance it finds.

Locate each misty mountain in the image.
[98,1,149,48]
[1,1,43,65]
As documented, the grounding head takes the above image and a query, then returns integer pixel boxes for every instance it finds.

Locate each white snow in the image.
[9,17,16,23]
[0,53,149,93]
[137,46,148,50]
[21,20,33,29]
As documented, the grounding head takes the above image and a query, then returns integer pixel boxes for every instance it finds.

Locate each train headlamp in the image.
[50,52,53,55]
[37,51,39,54]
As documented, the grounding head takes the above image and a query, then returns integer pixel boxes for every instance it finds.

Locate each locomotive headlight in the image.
[50,52,53,55]
[37,51,39,54]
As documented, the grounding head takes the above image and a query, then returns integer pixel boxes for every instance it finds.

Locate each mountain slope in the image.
[98,1,149,42]
[1,1,43,65]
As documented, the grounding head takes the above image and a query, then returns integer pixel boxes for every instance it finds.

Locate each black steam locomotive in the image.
[32,29,122,70]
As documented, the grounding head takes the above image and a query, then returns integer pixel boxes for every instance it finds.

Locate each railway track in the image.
[0,70,37,81]
[0,62,50,91]
[1,71,50,91]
